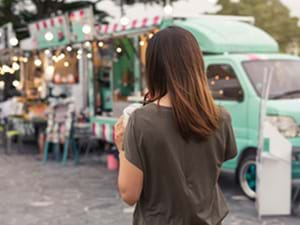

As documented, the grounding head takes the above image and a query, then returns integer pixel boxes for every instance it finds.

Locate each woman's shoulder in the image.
[218,106,232,124]
[129,103,155,125]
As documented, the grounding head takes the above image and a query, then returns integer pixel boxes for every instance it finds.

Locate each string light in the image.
[84,41,91,48]
[12,56,19,62]
[34,57,42,67]
[86,53,92,59]
[148,33,154,39]
[9,37,18,46]
[98,41,104,48]
[12,62,20,71]
[225,76,230,81]
[116,47,122,53]
[66,46,72,52]
[214,75,220,80]
[2,65,12,73]
[210,80,216,86]
[64,61,70,67]
[12,80,20,88]
[22,57,28,63]
[139,40,145,46]
[44,49,51,55]
[52,53,65,63]
[219,90,224,95]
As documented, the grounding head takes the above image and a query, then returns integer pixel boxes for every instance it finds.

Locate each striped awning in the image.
[95,15,161,37]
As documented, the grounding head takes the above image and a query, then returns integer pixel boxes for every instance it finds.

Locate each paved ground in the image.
[0,144,299,225]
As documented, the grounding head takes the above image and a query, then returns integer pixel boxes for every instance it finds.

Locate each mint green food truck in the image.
[91,16,300,199]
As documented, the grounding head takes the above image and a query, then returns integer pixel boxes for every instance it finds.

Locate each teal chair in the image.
[62,112,79,165]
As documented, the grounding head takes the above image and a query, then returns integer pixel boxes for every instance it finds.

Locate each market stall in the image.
[25,8,94,161]
[90,15,162,143]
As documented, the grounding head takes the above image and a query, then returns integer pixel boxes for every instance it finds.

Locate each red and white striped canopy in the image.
[96,15,162,36]
[32,16,67,31]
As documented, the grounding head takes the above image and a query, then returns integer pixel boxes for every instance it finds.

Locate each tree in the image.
[216,0,300,52]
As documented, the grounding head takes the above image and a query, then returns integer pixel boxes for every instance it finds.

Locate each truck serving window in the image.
[243,60,300,99]
[207,64,243,101]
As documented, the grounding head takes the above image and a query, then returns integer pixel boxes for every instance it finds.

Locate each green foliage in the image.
[216,0,300,52]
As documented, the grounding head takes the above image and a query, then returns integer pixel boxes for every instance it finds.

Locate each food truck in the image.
[90,16,300,199]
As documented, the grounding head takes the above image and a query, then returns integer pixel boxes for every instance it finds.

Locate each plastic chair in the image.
[62,112,79,165]
[1,117,22,154]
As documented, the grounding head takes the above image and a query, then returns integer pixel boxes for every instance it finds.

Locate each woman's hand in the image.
[114,116,125,152]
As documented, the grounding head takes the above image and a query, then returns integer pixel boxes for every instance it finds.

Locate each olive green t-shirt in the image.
[123,103,237,225]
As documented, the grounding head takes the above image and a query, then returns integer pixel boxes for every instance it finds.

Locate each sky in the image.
[93,0,300,20]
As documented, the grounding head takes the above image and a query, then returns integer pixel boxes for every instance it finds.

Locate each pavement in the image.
[0,143,299,225]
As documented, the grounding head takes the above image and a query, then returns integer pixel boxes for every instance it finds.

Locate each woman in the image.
[114,26,237,225]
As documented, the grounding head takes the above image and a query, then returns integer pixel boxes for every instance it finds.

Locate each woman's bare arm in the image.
[114,116,144,206]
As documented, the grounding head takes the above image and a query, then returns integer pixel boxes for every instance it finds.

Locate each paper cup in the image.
[123,103,143,127]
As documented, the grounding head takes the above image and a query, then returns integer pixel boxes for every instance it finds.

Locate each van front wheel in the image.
[238,154,257,200]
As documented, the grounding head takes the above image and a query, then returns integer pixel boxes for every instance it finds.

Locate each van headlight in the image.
[266,116,299,138]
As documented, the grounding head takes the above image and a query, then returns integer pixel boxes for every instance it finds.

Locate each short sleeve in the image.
[224,115,238,161]
[123,115,144,171]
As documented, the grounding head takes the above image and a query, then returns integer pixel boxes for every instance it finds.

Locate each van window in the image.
[243,60,300,99]
[207,64,243,101]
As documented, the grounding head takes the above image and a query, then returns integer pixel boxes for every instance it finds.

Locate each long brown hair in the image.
[145,26,220,140]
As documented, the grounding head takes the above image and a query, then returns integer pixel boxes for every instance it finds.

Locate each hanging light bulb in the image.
[34,57,42,67]
[66,46,73,52]
[98,41,104,48]
[116,47,122,53]
[9,37,19,46]
[64,61,70,67]
[148,33,154,39]
[12,80,20,89]
[86,53,92,59]
[12,56,19,62]
[12,62,20,71]
[139,40,145,46]
[84,41,91,48]
[44,49,51,55]
[22,57,28,63]
[2,65,11,73]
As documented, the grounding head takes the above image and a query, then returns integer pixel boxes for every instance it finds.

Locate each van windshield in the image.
[243,60,300,99]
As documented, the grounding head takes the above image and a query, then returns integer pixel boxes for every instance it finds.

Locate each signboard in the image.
[29,15,71,49]
[69,7,95,42]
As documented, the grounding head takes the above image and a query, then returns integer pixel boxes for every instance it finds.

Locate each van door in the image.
[206,62,248,169]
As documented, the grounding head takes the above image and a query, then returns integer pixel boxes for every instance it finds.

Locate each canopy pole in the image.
[133,36,141,96]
